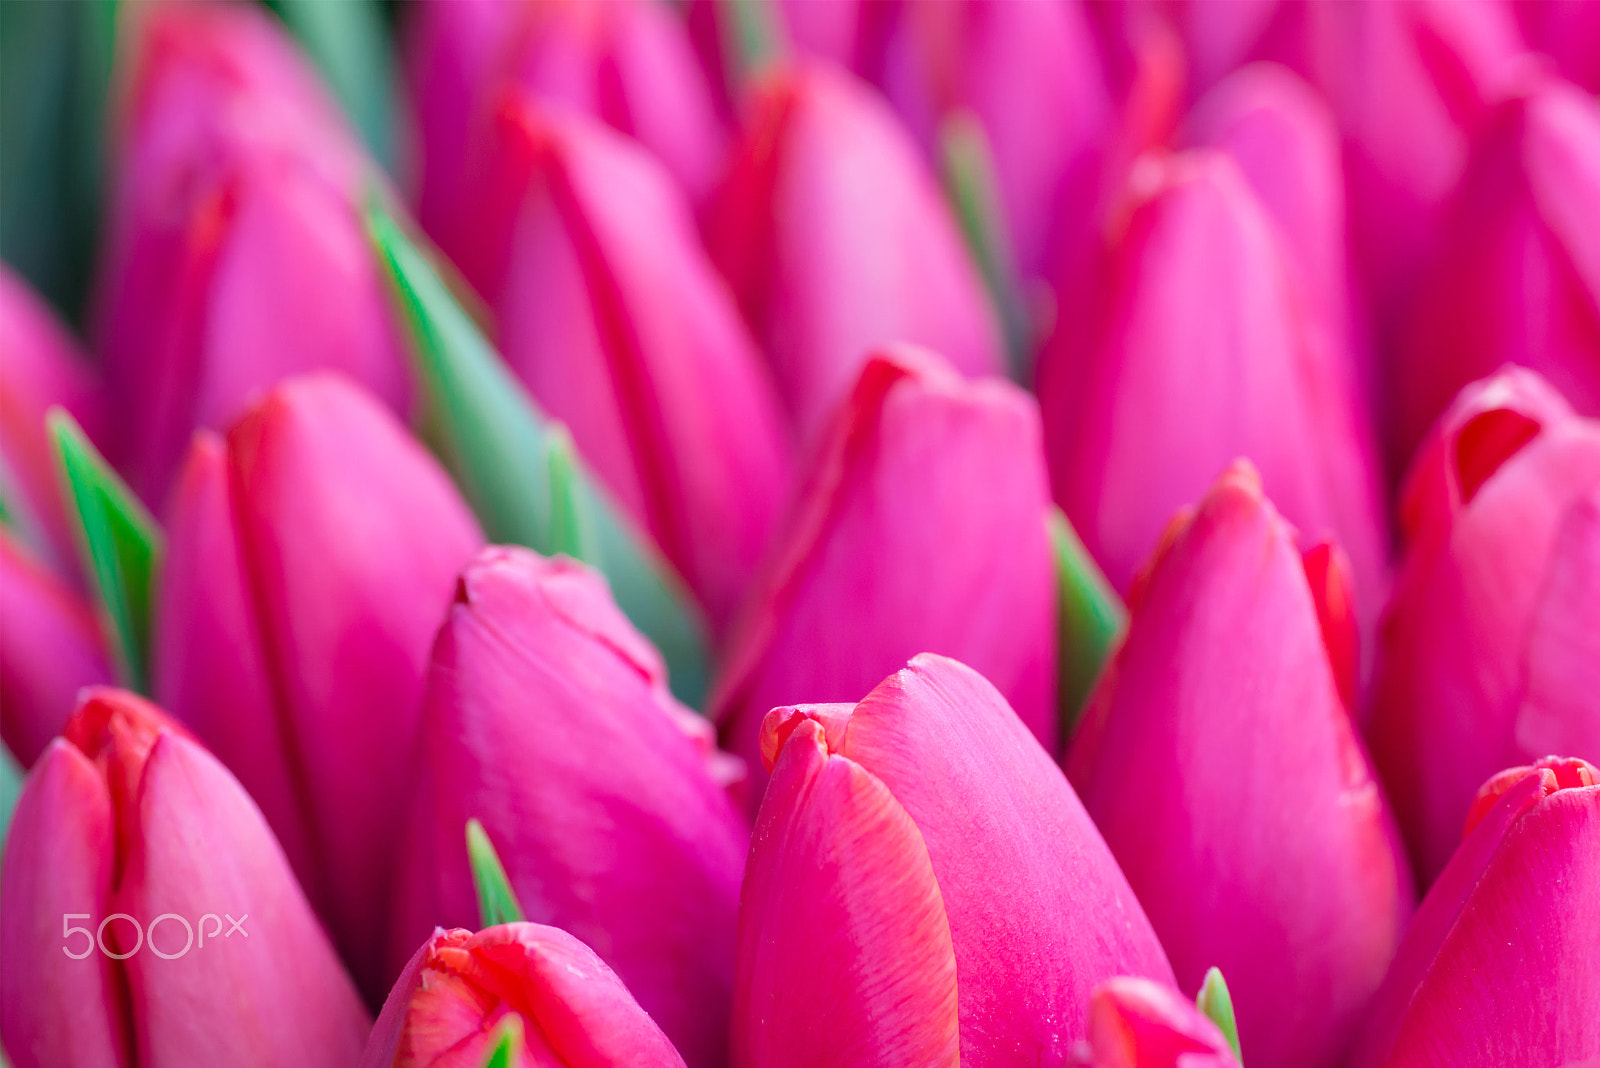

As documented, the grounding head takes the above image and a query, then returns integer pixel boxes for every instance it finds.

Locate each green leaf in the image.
[940,111,1033,382]
[724,0,786,91]
[1050,507,1125,739]
[0,740,24,855]
[1197,966,1243,1062]
[480,1016,523,1068]
[266,0,395,172]
[49,409,164,694]
[366,200,710,707]
[466,818,525,929]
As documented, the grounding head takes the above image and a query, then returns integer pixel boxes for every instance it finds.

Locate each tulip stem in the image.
[1197,966,1242,1062]
[466,819,527,929]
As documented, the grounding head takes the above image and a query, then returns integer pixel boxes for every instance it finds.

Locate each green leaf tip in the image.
[480,1015,524,1068]
[466,818,525,929]
[1050,507,1125,740]
[365,199,711,707]
[1197,966,1242,1062]
[49,408,163,694]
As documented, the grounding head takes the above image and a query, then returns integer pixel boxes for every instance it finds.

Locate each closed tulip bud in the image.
[444,98,791,628]
[0,532,113,765]
[97,2,409,504]
[1350,756,1600,1067]
[155,372,483,999]
[706,62,1002,439]
[392,546,745,1068]
[736,654,1173,1067]
[0,266,108,577]
[1368,367,1600,885]
[1038,151,1388,626]
[1396,75,1600,467]
[0,688,369,1068]
[365,924,686,1068]
[712,345,1056,810]
[1069,977,1241,1068]
[1067,462,1413,1068]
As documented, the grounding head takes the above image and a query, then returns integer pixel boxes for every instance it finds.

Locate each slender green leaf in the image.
[480,1016,523,1068]
[1197,966,1243,1062]
[725,0,786,89]
[466,818,525,929]
[49,409,163,694]
[266,0,395,171]
[366,201,710,706]
[1051,507,1125,739]
[0,741,24,855]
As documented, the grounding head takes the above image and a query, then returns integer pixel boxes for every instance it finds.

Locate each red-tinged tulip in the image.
[877,0,1113,280]
[1368,367,1600,885]
[443,97,791,628]
[705,62,1003,439]
[735,654,1174,1068]
[1349,757,1600,1067]
[0,688,369,1068]
[96,2,409,504]
[0,532,113,766]
[711,345,1056,809]
[365,924,686,1068]
[1067,462,1413,1068]
[391,546,746,1068]
[1396,75,1600,468]
[1037,150,1389,624]
[406,0,726,258]
[1069,977,1241,1068]
[154,372,484,999]
[1515,0,1600,93]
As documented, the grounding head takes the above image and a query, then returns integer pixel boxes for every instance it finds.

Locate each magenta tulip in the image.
[391,546,746,1068]
[735,653,1174,1067]
[1069,977,1241,1068]
[705,62,1002,439]
[1396,74,1600,467]
[96,2,408,504]
[711,344,1056,809]
[154,372,483,998]
[1349,756,1600,1067]
[1037,150,1388,624]
[1515,0,1600,93]
[365,924,686,1068]
[0,532,114,766]
[440,96,792,628]
[1368,366,1600,884]
[0,688,369,1067]
[1067,461,1413,1068]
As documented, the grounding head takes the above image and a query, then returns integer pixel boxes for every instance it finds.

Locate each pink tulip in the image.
[705,61,1002,439]
[1070,977,1241,1068]
[406,0,726,259]
[0,687,369,1067]
[1395,74,1600,468]
[1367,366,1600,885]
[1515,0,1600,93]
[154,372,483,999]
[1037,150,1388,625]
[735,653,1174,1067]
[96,1,408,504]
[391,546,746,1068]
[1067,462,1413,1068]
[0,532,114,766]
[0,265,108,577]
[443,96,792,628]
[365,924,686,1068]
[711,345,1056,810]
[1349,756,1600,1067]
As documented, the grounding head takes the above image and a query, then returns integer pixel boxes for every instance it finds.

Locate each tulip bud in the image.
[1069,976,1241,1068]
[737,654,1173,1067]
[443,97,792,629]
[1037,150,1388,625]
[96,2,409,503]
[155,372,483,999]
[365,924,686,1068]
[712,345,1057,808]
[0,688,369,1067]
[1368,367,1600,885]
[1396,75,1600,468]
[1349,757,1600,1067]
[1067,462,1414,1068]
[392,546,746,1068]
[705,62,1003,439]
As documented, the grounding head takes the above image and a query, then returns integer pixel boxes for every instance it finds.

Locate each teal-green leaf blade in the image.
[465,818,525,930]
[1050,507,1125,741]
[266,0,395,172]
[1197,966,1243,1062]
